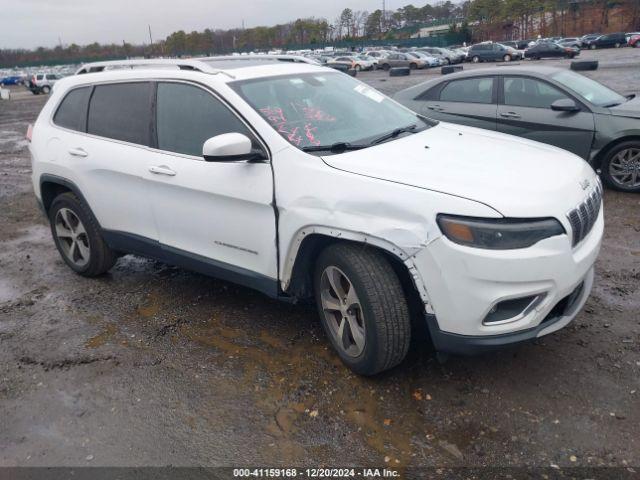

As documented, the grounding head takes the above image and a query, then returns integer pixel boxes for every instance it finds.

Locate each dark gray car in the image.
[393,66,640,192]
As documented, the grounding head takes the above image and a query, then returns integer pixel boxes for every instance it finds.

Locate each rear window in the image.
[53,87,91,132]
[440,77,494,104]
[87,82,151,145]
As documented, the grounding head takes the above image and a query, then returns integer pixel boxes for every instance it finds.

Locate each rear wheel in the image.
[614,42,621,48]
[49,193,118,276]
[354,64,361,71]
[409,62,417,70]
[314,243,411,376]
[601,141,640,192]
[590,44,596,50]
[382,63,390,71]
[42,85,51,94]
[472,56,480,63]
[503,54,512,62]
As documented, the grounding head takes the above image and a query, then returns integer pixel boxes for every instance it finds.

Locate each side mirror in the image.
[202,133,265,162]
[550,98,580,112]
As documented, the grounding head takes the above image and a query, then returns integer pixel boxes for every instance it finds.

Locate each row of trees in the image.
[0,1,464,66]
[468,0,640,40]
[1,0,638,67]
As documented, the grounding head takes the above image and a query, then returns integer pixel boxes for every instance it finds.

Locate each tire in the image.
[571,60,598,71]
[314,243,411,375]
[444,58,451,65]
[472,56,480,63]
[635,42,640,48]
[600,140,640,193]
[382,63,390,71]
[389,67,410,77]
[503,54,512,62]
[42,86,51,94]
[614,42,620,48]
[354,64,361,71]
[49,192,118,276]
[409,62,417,70]
[590,44,596,50]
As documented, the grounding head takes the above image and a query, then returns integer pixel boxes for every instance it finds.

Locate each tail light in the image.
[26,124,33,142]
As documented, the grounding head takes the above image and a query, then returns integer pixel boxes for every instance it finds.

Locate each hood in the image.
[321,122,597,218]
[608,96,640,118]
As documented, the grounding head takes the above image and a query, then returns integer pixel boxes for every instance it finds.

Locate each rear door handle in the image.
[148,165,176,176]
[68,147,88,157]
[428,105,445,112]
[499,112,521,119]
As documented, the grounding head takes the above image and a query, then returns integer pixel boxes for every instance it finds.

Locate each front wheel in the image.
[382,63,390,71]
[354,64,361,71]
[314,243,411,376]
[409,62,417,70]
[503,54,512,62]
[42,86,51,94]
[590,44,596,50]
[472,56,480,63]
[49,192,118,276]
[601,141,640,192]
[614,42,621,48]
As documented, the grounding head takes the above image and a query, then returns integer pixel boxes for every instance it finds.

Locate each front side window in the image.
[440,77,494,104]
[231,72,431,151]
[156,82,251,157]
[53,86,91,132]
[87,82,151,145]
[551,70,625,107]
[503,77,569,108]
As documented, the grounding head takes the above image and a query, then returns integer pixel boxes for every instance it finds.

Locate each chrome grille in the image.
[567,180,603,247]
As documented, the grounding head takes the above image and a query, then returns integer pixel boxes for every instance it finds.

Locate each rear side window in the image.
[440,77,494,104]
[53,87,91,132]
[156,82,251,157]
[87,82,151,145]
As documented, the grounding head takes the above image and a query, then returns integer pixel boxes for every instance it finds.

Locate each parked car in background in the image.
[418,47,462,64]
[467,42,521,62]
[625,32,640,42]
[26,73,60,94]
[580,33,602,47]
[326,56,372,71]
[408,51,441,67]
[364,50,390,59]
[628,35,640,48]
[559,37,582,49]
[30,58,603,374]
[378,52,426,70]
[393,66,640,192]
[525,42,580,59]
[1,75,25,86]
[356,54,378,70]
[584,32,627,49]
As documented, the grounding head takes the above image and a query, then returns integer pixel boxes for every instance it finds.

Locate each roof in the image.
[58,57,331,93]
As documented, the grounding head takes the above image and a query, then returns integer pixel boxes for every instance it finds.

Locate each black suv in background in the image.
[585,32,627,49]
[467,43,521,62]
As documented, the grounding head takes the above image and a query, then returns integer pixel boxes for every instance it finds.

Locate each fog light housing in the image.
[483,294,546,325]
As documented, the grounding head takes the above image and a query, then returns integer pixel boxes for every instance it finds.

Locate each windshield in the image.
[551,70,626,107]
[231,72,432,152]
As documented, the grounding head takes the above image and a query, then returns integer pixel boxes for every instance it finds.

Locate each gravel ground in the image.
[0,49,639,475]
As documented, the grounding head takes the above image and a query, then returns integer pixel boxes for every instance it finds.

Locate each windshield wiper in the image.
[370,124,418,146]
[301,142,367,153]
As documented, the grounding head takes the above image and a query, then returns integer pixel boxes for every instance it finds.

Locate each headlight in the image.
[436,214,565,250]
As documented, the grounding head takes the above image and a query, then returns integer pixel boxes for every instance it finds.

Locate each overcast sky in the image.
[2,0,412,49]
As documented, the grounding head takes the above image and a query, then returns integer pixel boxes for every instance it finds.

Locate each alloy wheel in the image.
[54,208,91,267]
[609,147,640,189]
[319,266,366,357]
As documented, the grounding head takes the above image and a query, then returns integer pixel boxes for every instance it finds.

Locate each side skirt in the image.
[102,230,282,299]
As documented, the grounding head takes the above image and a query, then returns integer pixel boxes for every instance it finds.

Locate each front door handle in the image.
[499,112,521,119]
[148,165,177,176]
[68,147,88,157]
[428,105,445,112]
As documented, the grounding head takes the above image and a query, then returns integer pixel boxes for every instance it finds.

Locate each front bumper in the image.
[425,267,594,355]
[412,209,603,343]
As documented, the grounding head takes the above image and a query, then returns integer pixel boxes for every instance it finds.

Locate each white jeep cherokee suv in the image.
[29,58,603,375]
